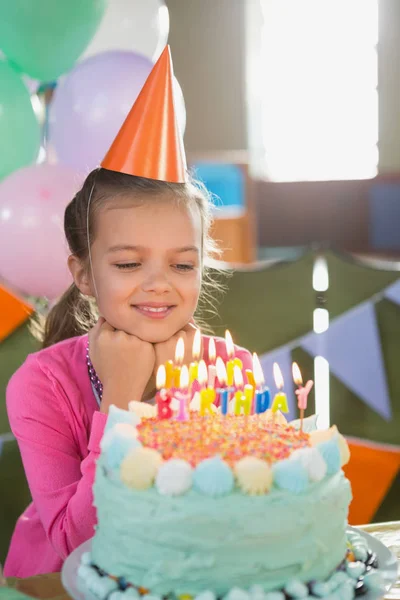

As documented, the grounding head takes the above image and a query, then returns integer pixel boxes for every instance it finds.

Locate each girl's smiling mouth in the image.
[132,303,176,319]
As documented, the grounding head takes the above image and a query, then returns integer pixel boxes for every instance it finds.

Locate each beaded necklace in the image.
[86,340,103,402]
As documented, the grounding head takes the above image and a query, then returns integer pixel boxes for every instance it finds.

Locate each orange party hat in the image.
[101,46,187,183]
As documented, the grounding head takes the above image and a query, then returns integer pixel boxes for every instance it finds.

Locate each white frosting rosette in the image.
[128,400,157,419]
[290,447,327,482]
[155,458,193,496]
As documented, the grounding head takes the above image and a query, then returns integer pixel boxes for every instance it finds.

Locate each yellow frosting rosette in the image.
[120,447,163,490]
[234,456,273,495]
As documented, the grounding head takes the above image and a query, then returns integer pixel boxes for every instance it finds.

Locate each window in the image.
[246,0,378,182]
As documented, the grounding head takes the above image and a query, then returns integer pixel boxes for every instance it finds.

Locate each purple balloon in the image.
[0,164,83,299]
[48,51,154,172]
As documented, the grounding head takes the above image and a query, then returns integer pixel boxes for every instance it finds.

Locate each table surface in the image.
[4,521,400,600]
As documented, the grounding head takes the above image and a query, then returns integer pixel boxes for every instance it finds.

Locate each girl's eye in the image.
[115,263,141,270]
[173,264,195,272]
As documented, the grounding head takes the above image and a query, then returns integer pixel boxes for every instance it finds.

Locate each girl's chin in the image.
[140,334,174,344]
[103,313,191,343]
[120,323,183,344]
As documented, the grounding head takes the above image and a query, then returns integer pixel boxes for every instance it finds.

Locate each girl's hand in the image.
[88,318,156,413]
[153,322,202,375]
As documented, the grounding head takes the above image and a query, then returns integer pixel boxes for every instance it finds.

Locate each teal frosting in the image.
[105,405,140,435]
[311,571,357,598]
[92,463,352,596]
[329,571,350,589]
[109,590,140,599]
[284,579,308,598]
[225,588,250,600]
[335,581,356,600]
[272,459,309,493]
[105,436,141,471]
[78,563,118,597]
[249,584,264,599]
[193,457,234,497]
[352,544,368,562]
[317,439,341,476]
[195,592,216,600]
[310,581,331,596]
[364,570,385,591]
[346,561,365,580]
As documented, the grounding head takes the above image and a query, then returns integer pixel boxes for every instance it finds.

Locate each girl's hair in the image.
[34,168,222,348]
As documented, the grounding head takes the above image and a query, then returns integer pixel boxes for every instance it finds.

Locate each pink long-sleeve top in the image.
[4,333,252,578]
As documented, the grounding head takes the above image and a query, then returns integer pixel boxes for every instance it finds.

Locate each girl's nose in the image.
[141,267,172,294]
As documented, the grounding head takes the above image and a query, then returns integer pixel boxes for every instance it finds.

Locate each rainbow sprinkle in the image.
[137,414,310,467]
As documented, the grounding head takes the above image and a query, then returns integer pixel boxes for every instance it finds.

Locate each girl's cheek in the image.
[98,271,137,295]
[181,277,201,296]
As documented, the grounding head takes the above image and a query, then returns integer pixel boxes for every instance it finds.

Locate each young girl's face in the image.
[89,195,202,343]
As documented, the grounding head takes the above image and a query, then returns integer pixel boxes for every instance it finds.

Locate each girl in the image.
[4,48,252,577]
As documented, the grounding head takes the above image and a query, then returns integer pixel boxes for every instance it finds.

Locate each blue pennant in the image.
[385,279,400,306]
[300,302,391,421]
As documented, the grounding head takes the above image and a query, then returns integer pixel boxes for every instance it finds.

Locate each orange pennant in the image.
[0,284,34,342]
[344,437,400,525]
[101,46,187,183]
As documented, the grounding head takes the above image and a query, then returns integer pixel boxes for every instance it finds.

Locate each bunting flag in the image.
[259,347,296,420]
[385,278,400,306]
[343,437,400,525]
[0,284,34,342]
[300,302,391,421]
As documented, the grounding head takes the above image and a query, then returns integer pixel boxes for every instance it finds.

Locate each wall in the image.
[378,0,400,173]
[168,0,400,171]
[255,179,371,250]
[167,0,247,154]
[167,0,400,253]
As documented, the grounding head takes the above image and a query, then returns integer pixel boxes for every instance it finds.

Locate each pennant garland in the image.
[300,302,391,421]
[0,284,34,343]
[385,278,400,306]
[254,271,400,424]
[343,437,400,525]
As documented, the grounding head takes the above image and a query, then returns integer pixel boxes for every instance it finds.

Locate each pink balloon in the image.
[0,164,83,299]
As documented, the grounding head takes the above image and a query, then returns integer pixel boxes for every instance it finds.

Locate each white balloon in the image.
[173,77,187,136]
[82,0,169,62]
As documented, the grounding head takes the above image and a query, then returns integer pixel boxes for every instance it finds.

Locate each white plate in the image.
[62,539,94,600]
[348,526,398,598]
[62,528,398,600]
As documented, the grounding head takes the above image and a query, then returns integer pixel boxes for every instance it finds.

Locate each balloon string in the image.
[36,82,56,163]
[42,86,51,154]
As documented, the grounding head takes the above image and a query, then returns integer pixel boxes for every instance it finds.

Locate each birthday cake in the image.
[76,385,388,600]
[74,324,391,600]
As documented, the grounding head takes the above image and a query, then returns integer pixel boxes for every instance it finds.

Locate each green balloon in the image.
[0,61,41,181]
[0,0,107,81]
